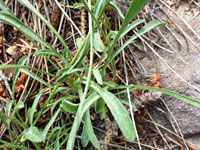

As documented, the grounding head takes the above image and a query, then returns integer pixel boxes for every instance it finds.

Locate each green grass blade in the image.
[94,0,110,20]
[28,89,45,125]
[21,69,53,88]
[18,0,72,61]
[0,64,57,78]
[0,12,55,52]
[42,109,60,142]
[0,139,32,150]
[132,85,200,108]
[90,82,136,142]
[0,0,13,15]
[104,20,165,68]
[33,50,61,58]
[118,19,144,40]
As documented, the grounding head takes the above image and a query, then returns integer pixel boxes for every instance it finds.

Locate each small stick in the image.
[0,70,12,98]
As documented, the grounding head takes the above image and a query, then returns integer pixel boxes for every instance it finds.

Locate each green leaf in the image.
[81,123,89,147]
[109,1,125,21]
[0,64,57,78]
[33,50,61,58]
[0,0,13,15]
[73,3,84,8]
[54,129,61,150]
[12,56,29,100]
[0,12,54,52]
[14,101,24,113]
[66,93,100,150]
[18,0,72,61]
[90,82,136,142]
[57,67,88,83]
[95,99,106,120]
[103,0,151,75]
[93,69,103,85]
[28,89,44,125]
[118,19,144,40]
[83,110,100,149]
[23,126,43,143]
[21,69,53,88]
[112,0,150,48]
[42,109,60,142]
[103,81,118,88]
[94,32,107,52]
[6,100,14,116]
[60,100,79,114]
[132,85,200,108]
[94,0,110,20]
[105,20,165,67]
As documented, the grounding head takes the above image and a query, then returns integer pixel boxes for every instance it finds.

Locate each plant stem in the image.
[33,83,60,125]
[80,0,93,103]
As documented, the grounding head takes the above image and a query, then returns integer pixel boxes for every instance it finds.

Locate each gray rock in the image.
[140,2,200,137]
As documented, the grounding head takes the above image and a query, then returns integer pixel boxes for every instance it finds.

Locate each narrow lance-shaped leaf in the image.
[110,0,149,51]
[0,64,57,78]
[93,68,103,85]
[104,20,165,68]
[18,0,72,61]
[90,82,136,142]
[28,89,45,125]
[42,109,60,142]
[132,85,200,108]
[66,93,100,150]
[0,0,13,15]
[21,69,53,88]
[0,12,54,52]
[81,123,89,147]
[6,100,14,117]
[83,110,100,149]
[94,0,110,20]
[60,100,79,114]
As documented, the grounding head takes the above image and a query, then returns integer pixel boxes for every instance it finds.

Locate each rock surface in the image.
[138,1,200,147]
[114,0,200,147]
